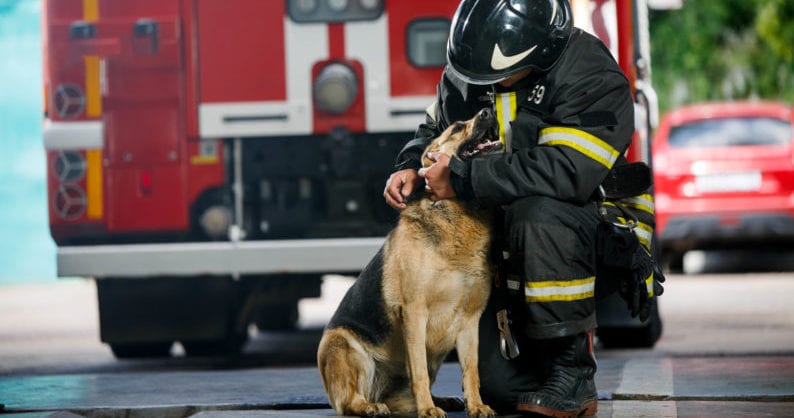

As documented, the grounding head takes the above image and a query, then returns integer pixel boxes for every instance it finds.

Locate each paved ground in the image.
[2,355,794,417]
[2,270,794,417]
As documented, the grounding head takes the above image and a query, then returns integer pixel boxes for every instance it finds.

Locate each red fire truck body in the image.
[43,0,660,357]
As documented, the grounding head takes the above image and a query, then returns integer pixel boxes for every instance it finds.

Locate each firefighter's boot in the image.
[516,332,597,417]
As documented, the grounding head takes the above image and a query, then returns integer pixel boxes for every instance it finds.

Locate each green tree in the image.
[649,0,794,113]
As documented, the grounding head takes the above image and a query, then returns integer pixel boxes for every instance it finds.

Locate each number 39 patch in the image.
[528,84,546,105]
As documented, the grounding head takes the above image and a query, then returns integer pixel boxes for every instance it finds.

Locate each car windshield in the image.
[668,117,792,148]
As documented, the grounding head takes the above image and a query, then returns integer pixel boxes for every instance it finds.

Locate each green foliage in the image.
[649,0,794,113]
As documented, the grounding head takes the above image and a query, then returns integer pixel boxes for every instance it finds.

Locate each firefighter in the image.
[384,0,658,416]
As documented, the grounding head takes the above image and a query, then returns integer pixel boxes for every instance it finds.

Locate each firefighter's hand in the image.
[418,152,456,201]
[384,169,422,210]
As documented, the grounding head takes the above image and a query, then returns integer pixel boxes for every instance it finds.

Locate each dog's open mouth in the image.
[459,124,502,160]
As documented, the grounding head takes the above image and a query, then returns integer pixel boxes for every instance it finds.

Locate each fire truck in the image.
[42,0,661,357]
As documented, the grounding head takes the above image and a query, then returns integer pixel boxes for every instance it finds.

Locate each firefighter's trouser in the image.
[504,195,600,338]
[478,195,600,412]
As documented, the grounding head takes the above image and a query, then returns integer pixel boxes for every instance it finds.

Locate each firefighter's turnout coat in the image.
[395,28,647,338]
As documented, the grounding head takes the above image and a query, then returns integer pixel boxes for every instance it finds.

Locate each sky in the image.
[0,0,58,284]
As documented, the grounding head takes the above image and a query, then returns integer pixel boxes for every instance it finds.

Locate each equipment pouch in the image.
[595,223,631,299]
[597,220,639,270]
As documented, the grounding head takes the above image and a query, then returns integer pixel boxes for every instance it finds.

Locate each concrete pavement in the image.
[2,354,794,417]
[4,272,794,417]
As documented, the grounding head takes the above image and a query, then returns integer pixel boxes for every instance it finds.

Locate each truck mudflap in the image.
[57,237,385,278]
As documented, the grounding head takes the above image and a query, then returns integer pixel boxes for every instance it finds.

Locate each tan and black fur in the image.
[317,109,501,418]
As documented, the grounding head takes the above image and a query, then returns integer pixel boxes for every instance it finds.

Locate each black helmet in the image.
[447,0,573,85]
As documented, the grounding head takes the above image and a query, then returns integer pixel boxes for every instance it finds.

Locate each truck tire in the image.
[182,332,248,357]
[97,277,245,359]
[255,302,299,331]
[110,342,173,358]
[597,301,663,349]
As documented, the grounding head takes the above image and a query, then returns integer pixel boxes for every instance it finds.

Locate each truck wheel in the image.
[97,277,246,359]
[110,342,173,358]
[597,302,663,349]
[255,302,299,331]
[182,332,247,357]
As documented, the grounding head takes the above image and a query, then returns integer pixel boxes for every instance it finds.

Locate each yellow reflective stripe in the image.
[86,149,103,219]
[495,96,505,143]
[83,0,98,20]
[634,222,653,250]
[622,194,655,215]
[525,276,595,302]
[83,0,103,220]
[538,127,620,168]
[425,100,437,123]
[495,92,517,145]
[646,272,654,297]
[190,155,220,165]
[616,217,653,249]
[84,56,102,117]
[83,0,101,117]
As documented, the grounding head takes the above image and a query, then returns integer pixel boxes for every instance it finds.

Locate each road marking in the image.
[611,400,677,417]
[616,357,674,398]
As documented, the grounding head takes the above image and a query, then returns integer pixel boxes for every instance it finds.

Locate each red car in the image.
[652,101,794,269]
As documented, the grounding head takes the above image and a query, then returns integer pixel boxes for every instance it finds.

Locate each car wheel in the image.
[662,251,684,273]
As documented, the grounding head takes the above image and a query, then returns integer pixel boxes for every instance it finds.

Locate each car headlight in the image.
[313,62,358,115]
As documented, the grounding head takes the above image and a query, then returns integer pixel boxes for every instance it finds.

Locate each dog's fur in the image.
[317,109,501,418]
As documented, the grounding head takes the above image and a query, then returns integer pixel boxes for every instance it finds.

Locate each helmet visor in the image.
[446,60,511,86]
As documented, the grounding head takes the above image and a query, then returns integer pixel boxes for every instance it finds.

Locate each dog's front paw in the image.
[418,406,447,418]
[362,402,390,417]
[466,403,496,418]
[348,400,390,417]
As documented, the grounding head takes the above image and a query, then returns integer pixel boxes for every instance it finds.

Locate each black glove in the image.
[623,245,665,322]
[596,221,665,322]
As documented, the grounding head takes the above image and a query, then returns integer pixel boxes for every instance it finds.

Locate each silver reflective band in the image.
[539,127,619,168]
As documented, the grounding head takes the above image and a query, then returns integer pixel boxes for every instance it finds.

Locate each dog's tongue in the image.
[477,140,503,152]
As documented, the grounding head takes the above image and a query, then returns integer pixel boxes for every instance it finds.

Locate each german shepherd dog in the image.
[317,108,502,418]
